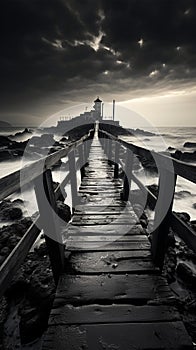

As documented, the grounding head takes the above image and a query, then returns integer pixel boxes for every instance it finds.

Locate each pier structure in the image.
[0,121,195,349]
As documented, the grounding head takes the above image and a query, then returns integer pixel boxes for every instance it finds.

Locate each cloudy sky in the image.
[0,0,196,127]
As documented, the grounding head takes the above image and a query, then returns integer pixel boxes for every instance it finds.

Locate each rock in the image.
[176,212,191,223]
[29,134,56,147]
[168,232,176,247]
[130,128,157,136]
[174,150,196,162]
[0,206,23,221]
[56,201,71,222]
[0,297,8,346]
[168,146,175,151]
[0,150,13,160]
[0,135,11,146]
[192,203,196,209]
[175,190,192,199]
[12,128,32,137]
[1,247,11,256]
[139,155,157,172]
[176,262,196,285]
[184,142,196,148]
[147,184,159,197]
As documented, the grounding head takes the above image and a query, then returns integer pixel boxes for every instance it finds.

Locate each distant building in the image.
[57,97,119,130]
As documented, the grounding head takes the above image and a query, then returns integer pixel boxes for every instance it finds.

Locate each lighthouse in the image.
[93,97,102,119]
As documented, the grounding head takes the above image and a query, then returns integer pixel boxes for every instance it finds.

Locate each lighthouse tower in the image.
[93,97,102,119]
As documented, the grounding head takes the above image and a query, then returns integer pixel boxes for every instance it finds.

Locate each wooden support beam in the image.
[84,141,88,163]
[68,149,78,213]
[34,169,65,285]
[108,138,113,164]
[78,144,85,180]
[122,149,134,201]
[151,170,177,270]
[114,142,120,178]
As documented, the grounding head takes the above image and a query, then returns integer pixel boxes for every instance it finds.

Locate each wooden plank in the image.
[66,241,150,251]
[74,210,133,215]
[66,224,144,236]
[75,204,132,211]
[68,252,155,274]
[49,304,180,325]
[71,219,138,226]
[68,250,152,260]
[79,190,121,195]
[79,184,122,188]
[56,274,172,303]
[67,235,148,242]
[43,322,193,350]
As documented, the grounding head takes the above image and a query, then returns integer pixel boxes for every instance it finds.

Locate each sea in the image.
[0,126,195,222]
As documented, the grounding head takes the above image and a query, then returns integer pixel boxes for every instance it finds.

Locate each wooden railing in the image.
[0,127,95,297]
[98,127,196,270]
[0,122,195,298]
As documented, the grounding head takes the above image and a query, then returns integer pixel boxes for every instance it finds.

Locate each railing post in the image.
[105,137,109,157]
[34,169,65,285]
[151,169,177,270]
[78,143,85,180]
[108,138,112,164]
[103,135,107,153]
[68,149,78,213]
[114,142,120,178]
[122,148,133,201]
[84,140,88,163]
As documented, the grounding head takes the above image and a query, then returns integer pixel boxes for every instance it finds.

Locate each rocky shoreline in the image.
[1,126,196,165]
[0,190,71,349]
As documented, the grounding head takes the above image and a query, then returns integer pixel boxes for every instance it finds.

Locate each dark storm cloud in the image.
[0,0,196,123]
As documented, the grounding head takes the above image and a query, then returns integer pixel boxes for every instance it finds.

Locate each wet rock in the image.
[29,134,56,147]
[0,135,11,147]
[1,247,11,256]
[176,262,196,286]
[176,212,191,223]
[2,207,23,221]
[167,232,176,248]
[56,201,71,222]
[12,128,32,138]
[0,150,13,160]
[175,190,192,199]
[130,128,157,136]
[4,242,56,345]
[184,142,196,148]
[139,155,157,172]
[147,184,159,197]
[0,297,8,347]
[0,200,23,221]
[174,150,196,162]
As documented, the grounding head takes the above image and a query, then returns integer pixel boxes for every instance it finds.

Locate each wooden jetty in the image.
[0,122,195,349]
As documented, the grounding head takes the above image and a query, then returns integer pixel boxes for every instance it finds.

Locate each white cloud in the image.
[42,37,64,49]
[149,69,159,78]
[138,38,144,47]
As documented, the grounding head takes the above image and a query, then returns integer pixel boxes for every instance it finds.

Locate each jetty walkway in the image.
[0,122,195,349]
[42,128,193,349]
